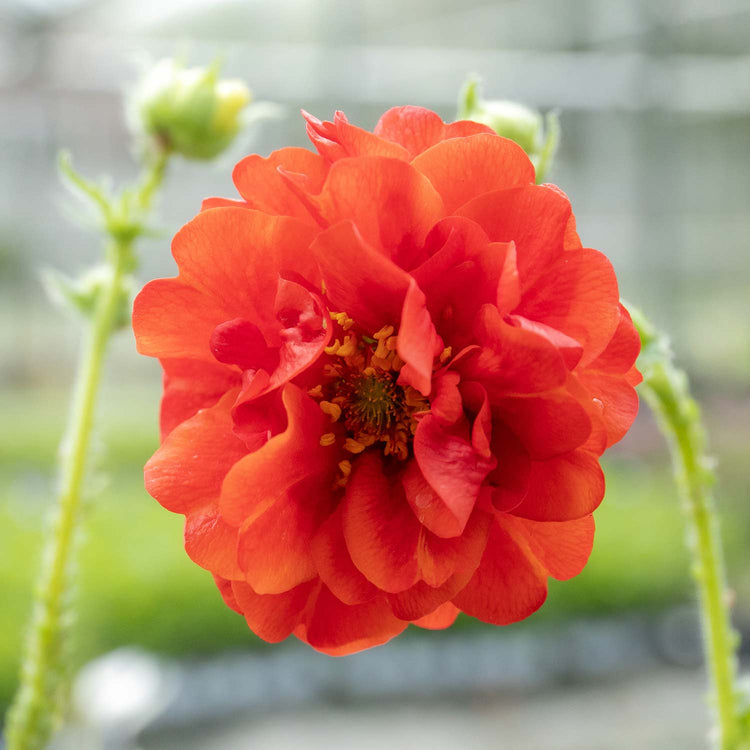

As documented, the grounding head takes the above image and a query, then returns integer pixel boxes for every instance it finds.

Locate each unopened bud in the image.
[130,59,251,160]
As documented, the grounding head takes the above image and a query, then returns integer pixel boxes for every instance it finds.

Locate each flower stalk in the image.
[629,305,747,750]
[4,153,169,750]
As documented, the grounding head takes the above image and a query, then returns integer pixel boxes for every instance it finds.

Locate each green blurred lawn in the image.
[2,382,748,716]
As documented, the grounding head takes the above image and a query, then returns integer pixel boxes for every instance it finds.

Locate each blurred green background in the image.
[2,0,750,740]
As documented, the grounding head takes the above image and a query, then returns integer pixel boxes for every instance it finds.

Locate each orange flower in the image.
[133,106,641,655]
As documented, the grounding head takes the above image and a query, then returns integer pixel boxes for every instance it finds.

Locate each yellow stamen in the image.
[331,311,354,331]
[320,400,342,422]
[344,438,366,454]
[370,355,392,371]
[336,335,358,358]
[338,460,352,476]
[374,338,390,359]
[373,324,394,340]
[320,432,337,447]
[440,346,452,363]
[325,338,342,356]
[308,384,324,398]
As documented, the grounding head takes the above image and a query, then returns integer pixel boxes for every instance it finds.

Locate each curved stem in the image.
[629,305,742,750]
[5,154,168,750]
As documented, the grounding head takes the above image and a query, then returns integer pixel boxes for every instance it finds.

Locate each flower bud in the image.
[130,59,251,160]
[458,77,559,183]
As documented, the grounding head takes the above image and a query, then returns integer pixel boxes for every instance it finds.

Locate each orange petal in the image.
[311,220,411,333]
[412,602,460,630]
[577,371,640,448]
[510,449,605,522]
[232,146,328,222]
[185,504,242,580]
[373,106,447,158]
[159,358,241,437]
[499,513,595,581]
[133,208,317,360]
[452,520,548,626]
[518,248,620,368]
[456,185,571,292]
[231,579,316,643]
[296,586,407,656]
[497,386,592,460]
[341,453,421,593]
[219,383,336,527]
[145,389,246,515]
[237,475,332,594]
[396,279,441,396]
[412,134,534,213]
[314,156,445,266]
[311,507,379,606]
[413,414,496,536]
[303,109,411,162]
[460,305,568,397]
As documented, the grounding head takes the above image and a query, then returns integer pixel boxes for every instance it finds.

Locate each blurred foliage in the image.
[1,384,749,717]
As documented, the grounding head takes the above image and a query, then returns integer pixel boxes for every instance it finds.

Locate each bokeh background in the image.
[2,1,750,748]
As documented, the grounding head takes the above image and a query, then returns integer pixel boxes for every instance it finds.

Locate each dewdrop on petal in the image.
[130,59,251,160]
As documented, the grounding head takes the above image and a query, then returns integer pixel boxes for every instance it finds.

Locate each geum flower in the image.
[133,106,641,655]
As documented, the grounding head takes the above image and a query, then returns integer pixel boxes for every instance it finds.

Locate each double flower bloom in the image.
[133,106,641,655]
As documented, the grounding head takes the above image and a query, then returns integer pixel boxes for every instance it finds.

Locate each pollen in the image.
[344,438,366,454]
[309,310,437,480]
[320,400,342,422]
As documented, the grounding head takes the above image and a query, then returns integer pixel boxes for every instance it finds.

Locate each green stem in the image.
[629,305,742,750]
[4,156,168,750]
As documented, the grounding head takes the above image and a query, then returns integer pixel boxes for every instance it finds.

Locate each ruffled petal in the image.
[231,579,315,642]
[311,507,379,605]
[459,305,568,397]
[314,156,445,266]
[387,568,474,621]
[577,371,640,448]
[444,120,496,139]
[412,134,535,213]
[133,208,318,359]
[214,574,242,614]
[312,220,411,333]
[452,520,547,626]
[201,197,249,211]
[412,602,460,630]
[517,248,620,367]
[587,304,641,375]
[304,110,410,162]
[145,390,246,515]
[499,514,595,581]
[373,106,447,158]
[237,475,332,594]
[219,383,336,527]
[496,385,592,460]
[509,449,605,522]
[413,413,496,537]
[231,147,328,222]
[296,585,407,656]
[396,279,442,396]
[159,358,241,437]
[341,453,422,593]
[456,185,572,292]
[184,504,242,580]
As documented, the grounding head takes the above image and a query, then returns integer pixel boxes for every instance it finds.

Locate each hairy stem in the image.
[629,305,742,750]
[4,156,167,750]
